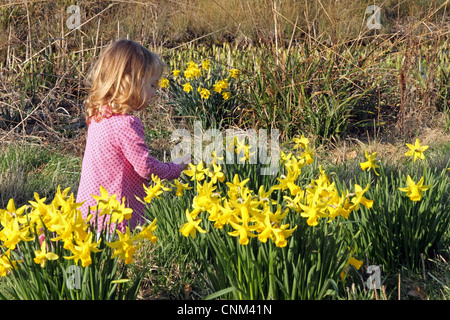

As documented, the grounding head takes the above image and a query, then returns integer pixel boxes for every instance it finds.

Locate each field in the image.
[0,0,449,301]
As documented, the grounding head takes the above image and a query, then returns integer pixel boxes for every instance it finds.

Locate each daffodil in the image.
[280,151,292,165]
[229,68,240,78]
[183,82,193,93]
[159,77,169,88]
[55,192,83,216]
[272,223,297,248]
[210,150,224,165]
[0,250,18,277]
[257,185,276,205]
[201,59,211,70]
[340,256,363,280]
[398,175,431,201]
[298,201,328,227]
[64,232,102,267]
[170,179,193,197]
[292,134,309,150]
[135,218,158,243]
[110,197,133,224]
[199,88,211,99]
[106,227,138,264]
[283,191,305,213]
[192,180,220,213]
[272,163,301,196]
[51,185,73,209]
[33,241,59,268]
[211,200,235,229]
[360,150,380,176]
[142,176,170,203]
[51,211,90,247]
[0,198,28,225]
[256,213,278,244]
[183,161,209,181]
[0,217,34,250]
[405,139,428,162]
[179,209,207,238]
[226,174,250,199]
[173,69,180,77]
[349,184,373,211]
[222,91,231,100]
[208,163,225,184]
[90,186,118,216]
[300,145,314,164]
[212,79,228,93]
[227,220,257,245]
[27,193,51,232]
[227,193,262,226]
[184,61,201,79]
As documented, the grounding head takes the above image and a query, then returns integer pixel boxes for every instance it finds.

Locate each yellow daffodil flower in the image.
[110,197,133,224]
[292,134,310,150]
[135,218,158,243]
[340,256,363,280]
[51,211,90,247]
[184,161,209,182]
[226,174,250,197]
[208,163,225,184]
[199,88,211,99]
[212,79,228,93]
[298,201,328,227]
[183,82,193,93]
[33,241,59,268]
[184,61,201,79]
[360,150,380,176]
[280,150,292,165]
[179,209,207,238]
[229,68,240,78]
[106,227,138,264]
[0,217,34,250]
[64,232,102,267]
[405,139,428,162]
[159,77,169,88]
[142,176,170,203]
[201,59,211,70]
[0,198,28,226]
[349,184,374,211]
[398,175,431,201]
[0,250,18,277]
[171,179,193,197]
[300,145,314,164]
[258,185,276,205]
[227,220,257,245]
[222,91,231,100]
[272,223,297,248]
[210,150,224,165]
[90,186,118,215]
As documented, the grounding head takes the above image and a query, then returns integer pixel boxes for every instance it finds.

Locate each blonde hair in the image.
[84,39,165,124]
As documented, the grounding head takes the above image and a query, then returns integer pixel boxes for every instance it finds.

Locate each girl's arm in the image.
[116,115,182,181]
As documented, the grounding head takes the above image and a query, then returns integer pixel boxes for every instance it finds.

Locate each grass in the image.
[0,142,81,208]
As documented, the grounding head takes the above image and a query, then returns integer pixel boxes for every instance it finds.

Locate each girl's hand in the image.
[173,154,192,171]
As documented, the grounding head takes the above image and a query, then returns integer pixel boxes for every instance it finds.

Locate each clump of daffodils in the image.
[0,186,158,277]
[160,58,239,101]
[170,135,374,248]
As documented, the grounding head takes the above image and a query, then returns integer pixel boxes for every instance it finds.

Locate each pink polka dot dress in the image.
[76,113,181,234]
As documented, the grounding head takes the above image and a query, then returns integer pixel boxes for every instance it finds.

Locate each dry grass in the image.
[0,0,449,155]
[315,123,450,169]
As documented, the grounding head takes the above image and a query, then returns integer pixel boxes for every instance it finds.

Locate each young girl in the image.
[76,39,190,234]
